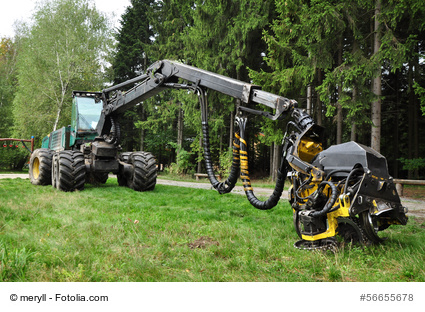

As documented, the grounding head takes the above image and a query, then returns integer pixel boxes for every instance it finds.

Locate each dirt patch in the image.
[188,236,219,249]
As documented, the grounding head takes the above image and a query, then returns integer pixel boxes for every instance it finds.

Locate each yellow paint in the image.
[301,201,350,241]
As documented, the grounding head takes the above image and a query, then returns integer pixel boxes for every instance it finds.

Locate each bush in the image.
[167,143,195,175]
[399,157,425,171]
[219,147,233,177]
[0,144,30,170]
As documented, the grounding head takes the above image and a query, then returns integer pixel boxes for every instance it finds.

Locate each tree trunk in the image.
[271,143,280,182]
[407,54,420,179]
[177,104,183,147]
[393,69,400,177]
[197,134,202,173]
[316,69,323,126]
[350,86,358,142]
[307,84,312,116]
[270,144,273,179]
[371,0,382,152]
[413,49,420,178]
[336,39,343,145]
[229,109,234,149]
[140,106,145,151]
[53,106,62,132]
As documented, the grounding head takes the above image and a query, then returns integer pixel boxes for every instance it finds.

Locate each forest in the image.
[0,0,424,179]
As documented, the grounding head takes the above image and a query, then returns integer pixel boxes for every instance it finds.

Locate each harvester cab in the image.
[71,91,103,143]
[40,91,103,152]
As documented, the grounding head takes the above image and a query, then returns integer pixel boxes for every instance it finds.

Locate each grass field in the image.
[0,177,424,282]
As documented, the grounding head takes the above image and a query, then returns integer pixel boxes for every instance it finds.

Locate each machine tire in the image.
[117,152,131,187]
[53,151,85,192]
[29,148,53,185]
[127,152,157,191]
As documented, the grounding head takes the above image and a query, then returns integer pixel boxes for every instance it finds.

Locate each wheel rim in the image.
[32,158,40,179]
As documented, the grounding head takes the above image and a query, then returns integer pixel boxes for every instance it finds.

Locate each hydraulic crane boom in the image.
[96,60,296,137]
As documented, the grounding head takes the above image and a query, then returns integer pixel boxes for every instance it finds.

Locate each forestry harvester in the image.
[29,60,408,249]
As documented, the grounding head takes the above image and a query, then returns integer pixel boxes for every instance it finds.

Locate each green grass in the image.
[0,168,28,174]
[0,178,424,282]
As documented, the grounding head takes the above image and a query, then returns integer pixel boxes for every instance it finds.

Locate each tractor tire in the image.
[53,150,85,192]
[117,152,131,187]
[29,148,53,185]
[127,152,157,191]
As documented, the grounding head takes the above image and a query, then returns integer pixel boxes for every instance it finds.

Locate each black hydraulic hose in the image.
[343,167,364,194]
[198,87,238,194]
[295,173,313,201]
[201,120,220,190]
[225,134,241,189]
[308,181,338,217]
[324,169,351,181]
[103,116,121,144]
[238,116,287,210]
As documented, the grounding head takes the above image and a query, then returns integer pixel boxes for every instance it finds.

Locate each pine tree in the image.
[113,0,154,83]
[111,0,154,151]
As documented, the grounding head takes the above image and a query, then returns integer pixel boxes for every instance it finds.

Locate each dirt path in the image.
[1,174,423,220]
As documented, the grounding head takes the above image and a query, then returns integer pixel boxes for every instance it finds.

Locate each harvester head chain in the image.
[336,217,368,246]
[294,238,338,252]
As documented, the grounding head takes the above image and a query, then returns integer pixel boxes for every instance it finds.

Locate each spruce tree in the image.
[111,0,154,151]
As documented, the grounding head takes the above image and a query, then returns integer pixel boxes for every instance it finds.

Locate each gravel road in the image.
[1,174,423,219]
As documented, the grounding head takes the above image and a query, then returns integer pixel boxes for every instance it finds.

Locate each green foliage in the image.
[0,37,17,138]
[12,0,113,140]
[249,0,425,165]
[113,0,154,83]
[398,158,425,171]
[218,147,233,177]
[168,143,195,174]
[0,144,29,170]
[147,0,194,61]
[414,82,425,116]
[111,0,156,151]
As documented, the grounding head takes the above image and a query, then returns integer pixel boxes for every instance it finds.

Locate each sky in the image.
[0,0,131,38]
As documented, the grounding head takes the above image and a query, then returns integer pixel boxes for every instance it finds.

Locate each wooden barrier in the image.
[393,178,425,196]
[194,173,221,181]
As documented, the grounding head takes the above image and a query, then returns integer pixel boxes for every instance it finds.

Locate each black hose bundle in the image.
[308,181,338,217]
[198,87,239,194]
[103,116,121,145]
[237,116,287,210]
[196,86,286,209]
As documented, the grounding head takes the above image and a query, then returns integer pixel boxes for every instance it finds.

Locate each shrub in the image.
[0,143,30,170]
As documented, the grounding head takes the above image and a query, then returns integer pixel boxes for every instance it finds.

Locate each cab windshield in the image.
[75,97,103,132]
